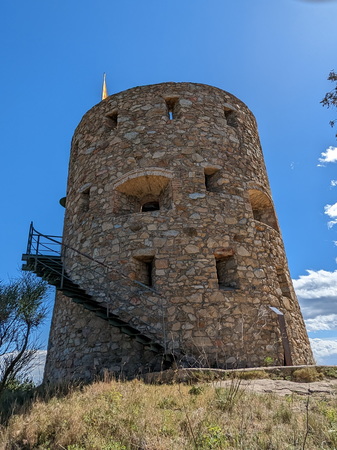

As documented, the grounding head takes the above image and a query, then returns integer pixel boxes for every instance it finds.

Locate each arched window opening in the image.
[113,171,173,215]
[248,189,279,232]
[141,201,160,212]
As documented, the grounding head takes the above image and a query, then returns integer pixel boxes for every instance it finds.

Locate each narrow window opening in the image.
[134,256,155,287]
[80,188,90,213]
[165,98,179,120]
[205,173,212,191]
[215,256,238,290]
[224,107,237,128]
[106,111,118,129]
[204,168,219,192]
[252,208,261,221]
[277,269,291,299]
[146,260,153,287]
[141,201,160,212]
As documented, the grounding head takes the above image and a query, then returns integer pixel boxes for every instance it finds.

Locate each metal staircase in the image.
[22,223,168,355]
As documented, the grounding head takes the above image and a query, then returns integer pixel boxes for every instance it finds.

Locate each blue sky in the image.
[1,0,337,365]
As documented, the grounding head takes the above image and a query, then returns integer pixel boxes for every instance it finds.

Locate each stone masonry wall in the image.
[45,82,314,382]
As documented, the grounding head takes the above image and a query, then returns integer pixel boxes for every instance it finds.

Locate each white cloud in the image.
[324,203,337,228]
[305,314,337,332]
[310,338,337,365]
[331,180,337,187]
[318,146,337,166]
[293,270,337,331]
[324,203,337,218]
[293,270,337,301]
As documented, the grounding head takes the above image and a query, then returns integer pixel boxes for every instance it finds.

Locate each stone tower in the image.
[41,82,313,382]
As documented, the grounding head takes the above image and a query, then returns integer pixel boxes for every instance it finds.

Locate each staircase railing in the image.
[24,222,168,352]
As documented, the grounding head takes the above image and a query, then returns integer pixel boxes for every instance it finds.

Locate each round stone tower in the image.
[44,82,314,382]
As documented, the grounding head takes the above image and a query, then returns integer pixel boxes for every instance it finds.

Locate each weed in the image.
[325,408,337,425]
[322,367,337,379]
[273,405,292,424]
[196,424,229,449]
[189,385,204,395]
[214,377,242,412]
[158,396,178,409]
[263,356,274,367]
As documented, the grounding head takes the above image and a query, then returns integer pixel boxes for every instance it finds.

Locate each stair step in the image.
[72,298,101,310]
[82,304,102,312]
[120,326,140,336]
[135,335,152,345]
[148,343,164,352]
[94,310,108,319]
[60,287,86,295]
[22,251,164,354]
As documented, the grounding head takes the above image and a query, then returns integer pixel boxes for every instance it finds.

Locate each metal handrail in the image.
[26,223,161,296]
[25,223,168,351]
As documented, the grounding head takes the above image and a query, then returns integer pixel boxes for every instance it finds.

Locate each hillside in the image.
[1,367,337,449]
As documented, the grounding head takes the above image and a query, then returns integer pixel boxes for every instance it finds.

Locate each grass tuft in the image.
[292,368,322,383]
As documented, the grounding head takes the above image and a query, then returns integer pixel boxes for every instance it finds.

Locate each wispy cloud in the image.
[305,314,337,332]
[318,146,337,166]
[309,338,337,365]
[324,203,337,228]
[293,270,337,331]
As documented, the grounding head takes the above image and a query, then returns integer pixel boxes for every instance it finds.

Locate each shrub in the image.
[236,370,269,380]
[189,385,204,395]
[291,368,322,383]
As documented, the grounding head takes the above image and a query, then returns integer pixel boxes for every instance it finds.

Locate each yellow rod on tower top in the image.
[102,73,108,100]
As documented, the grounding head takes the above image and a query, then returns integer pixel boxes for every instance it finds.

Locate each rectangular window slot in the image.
[80,188,90,213]
[134,256,155,287]
[216,256,238,290]
[204,168,219,192]
[106,111,118,128]
[224,107,237,127]
[165,98,179,120]
[277,269,291,298]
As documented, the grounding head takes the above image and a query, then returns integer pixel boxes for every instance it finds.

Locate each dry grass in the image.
[291,367,323,383]
[0,377,337,449]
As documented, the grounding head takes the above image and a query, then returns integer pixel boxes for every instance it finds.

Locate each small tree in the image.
[321,70,337,138]
[0,273,48,396]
